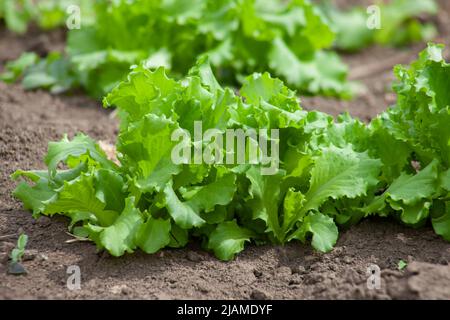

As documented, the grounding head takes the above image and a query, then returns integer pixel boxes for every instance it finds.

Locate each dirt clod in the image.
[23,250,38,261]
[37,217,52,228]
[8,262,27,275]
[250,289,270,300]
[253,269,263,278]
[186,251,203,262]
[343,256,353,264]
[110,284,131,295]
[404,262,450,299]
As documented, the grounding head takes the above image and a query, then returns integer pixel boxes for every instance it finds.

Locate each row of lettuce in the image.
[1,0,438,100]
[12,44,450,260]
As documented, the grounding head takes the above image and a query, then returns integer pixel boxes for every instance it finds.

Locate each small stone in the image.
[377,260,388,269]
[439,257,448,266]
[329,264,338,272]
[186,251,203,262]
[343,256,352,264]
[37,254,49,262]
[8,262,27,275]
[253,269,263,278]
[396,233,408,243]
[309,263,322,271]
[37,216,51,228]
[291,265,306,274]
[121,287,132,295]
[250,289,270,300]
[110,284,130,295]
[23,249,38,261]
[332,247,344,255]
[198,285,209,293]
[289,279,301,286]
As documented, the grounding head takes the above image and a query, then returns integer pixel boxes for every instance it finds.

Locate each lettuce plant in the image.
[12,44,450,260]
[2,0,353,99]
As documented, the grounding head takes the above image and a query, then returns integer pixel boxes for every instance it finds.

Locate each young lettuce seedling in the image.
[8,234,28,275]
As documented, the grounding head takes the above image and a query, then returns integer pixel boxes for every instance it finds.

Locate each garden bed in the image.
[1,0,450,299]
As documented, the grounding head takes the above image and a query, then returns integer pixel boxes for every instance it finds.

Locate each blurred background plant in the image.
[0,0,439,100]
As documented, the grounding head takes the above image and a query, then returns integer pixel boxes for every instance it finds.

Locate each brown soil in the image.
[1,1,450,300]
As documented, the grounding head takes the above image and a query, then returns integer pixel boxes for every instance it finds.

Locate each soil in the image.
[1,1,450,300]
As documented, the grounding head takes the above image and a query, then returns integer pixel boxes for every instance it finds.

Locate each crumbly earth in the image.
[1,1,450,300]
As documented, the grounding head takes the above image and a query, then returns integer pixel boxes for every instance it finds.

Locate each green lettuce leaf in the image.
[208,220,254,261]
[3,0,352,98]
[290,212,338,253]
[86,197,142,256]
[136,217,172,254]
